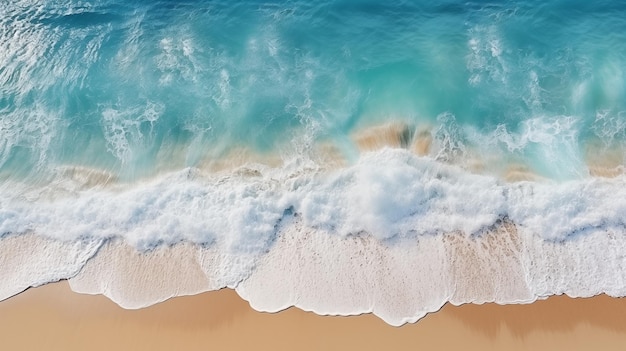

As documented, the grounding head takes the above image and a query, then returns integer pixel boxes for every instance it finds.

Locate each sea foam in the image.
[2,147,626,325]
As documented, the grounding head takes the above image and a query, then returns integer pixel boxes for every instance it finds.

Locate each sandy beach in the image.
[1,281,626,350]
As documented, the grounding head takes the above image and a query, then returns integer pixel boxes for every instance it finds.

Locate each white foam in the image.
[2,148,626,324]
[592,109,626,146]
[2,148,626,251]
[466,24,508,86]
[299,149,506,240]
[0,166,287,255]
[508,178,626,241]
[101,102,164,164]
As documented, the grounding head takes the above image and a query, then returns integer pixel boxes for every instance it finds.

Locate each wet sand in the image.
[1,282,626,350]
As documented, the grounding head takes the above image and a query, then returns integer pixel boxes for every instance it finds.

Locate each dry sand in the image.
[1,281,626,350]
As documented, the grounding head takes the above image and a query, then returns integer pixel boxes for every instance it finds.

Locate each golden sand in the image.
[1,281,626,350]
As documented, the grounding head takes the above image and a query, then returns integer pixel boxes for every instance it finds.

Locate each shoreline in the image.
[2,281,626,350]
[5,217,626,327]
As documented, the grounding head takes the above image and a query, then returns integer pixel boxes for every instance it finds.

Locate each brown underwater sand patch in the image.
[1,282,626,350]
[196,147,283,174]
[58,166,117,189]
[503,164,542,182]
[585,141,625,178]
[353,122,414,151]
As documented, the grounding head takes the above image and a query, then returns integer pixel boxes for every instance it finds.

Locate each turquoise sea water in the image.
[2,0,625,181]
[2,0,626,324]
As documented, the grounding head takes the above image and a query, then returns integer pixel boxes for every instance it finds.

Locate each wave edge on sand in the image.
[3,211,626,326]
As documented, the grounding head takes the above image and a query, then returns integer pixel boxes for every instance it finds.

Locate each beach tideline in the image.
[1,281,625,351]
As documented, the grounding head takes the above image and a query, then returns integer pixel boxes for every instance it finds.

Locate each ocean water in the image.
[2,0,626,325]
